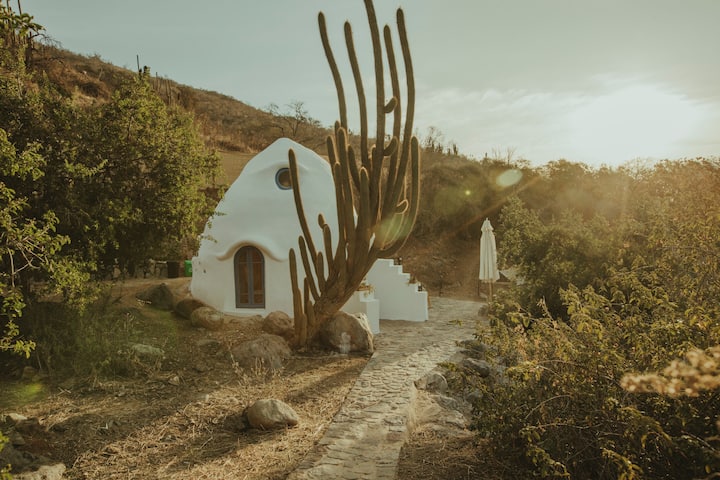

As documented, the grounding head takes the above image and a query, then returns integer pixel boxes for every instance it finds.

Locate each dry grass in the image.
[218,151,256,185]
[397,432,504,480]
[43,355,366,479]
[2,279,367,479]
[3,229,493,479]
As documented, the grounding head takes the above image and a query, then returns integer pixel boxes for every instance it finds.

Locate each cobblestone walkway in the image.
[287,297,482,480]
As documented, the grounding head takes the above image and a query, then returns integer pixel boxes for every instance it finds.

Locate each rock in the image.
[3,413,28,424]
[0,442,65,480]
[244,399,299,430]
[458,339,491,355]
[410,390,470,439]
[320,311,374,354]
[130,343,165,360]
[10,430,26,446]
[466,390,482,405]
[190,306,224,331]
[262,311,294,340]
[14,463,66,480]
[415,372,448,393]
[461,358,492,377]
[230,334,291,371]
[135,283,175,310]
[20,366,38,381]
[228,314,263,328]
[195,338,221,353]
[433,393,465,411]
[174,297,206,319]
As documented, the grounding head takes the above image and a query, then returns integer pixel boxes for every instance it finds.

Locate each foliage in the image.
[22,292,171,379]
[265,100,323,146]
[497,194,621,319]
[1,2,44,64]
[413,153,523,239]
[0,128,65,357]
[1,47,220,275]
[1,5,220,382]
[476,282,720,479]
[82,70,221,269]
[475,158,720,478]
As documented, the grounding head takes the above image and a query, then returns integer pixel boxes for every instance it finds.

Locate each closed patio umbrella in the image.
[478,218,500,301]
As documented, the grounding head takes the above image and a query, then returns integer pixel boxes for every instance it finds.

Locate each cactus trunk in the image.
[289,0,420,348]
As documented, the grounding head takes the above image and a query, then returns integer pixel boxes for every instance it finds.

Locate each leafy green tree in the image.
[0,128,54,356]
[497,194,621,319]
[1,56,220,274]
[77,71,220,271]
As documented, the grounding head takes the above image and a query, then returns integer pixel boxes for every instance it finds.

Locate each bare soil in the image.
[1,278,368,479]
[1,238,490,479]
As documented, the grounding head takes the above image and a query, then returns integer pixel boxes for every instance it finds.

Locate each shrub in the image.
[20,291,167,379]
[474,281,720,479]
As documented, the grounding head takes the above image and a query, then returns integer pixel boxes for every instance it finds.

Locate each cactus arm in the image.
[318,13,347,130]
[289,2,421,347]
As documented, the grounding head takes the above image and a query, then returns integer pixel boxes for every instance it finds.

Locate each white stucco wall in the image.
[191,138,338,316]
[191,137,428,326]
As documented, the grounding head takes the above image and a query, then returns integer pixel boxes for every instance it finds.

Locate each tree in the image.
[266,100,322,143]
[288,0,420,347]
[81,70,220,271]
[422,126,445,153]
[0,129,54,356]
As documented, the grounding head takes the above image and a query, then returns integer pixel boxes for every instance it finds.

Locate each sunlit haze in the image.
[24,0,720,167]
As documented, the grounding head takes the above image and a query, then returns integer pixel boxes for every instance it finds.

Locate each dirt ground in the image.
[1,238,490,479]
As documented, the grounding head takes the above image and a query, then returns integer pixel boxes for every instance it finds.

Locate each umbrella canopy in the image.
[479,218,500,283]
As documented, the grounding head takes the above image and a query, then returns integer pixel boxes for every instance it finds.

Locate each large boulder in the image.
[262,311,294,341]
[320,311,374,354]
[230,334,291,371]
[244,399,299,430]
[174,297,206,319]
[135,283,175,310]
[190,306,224,331]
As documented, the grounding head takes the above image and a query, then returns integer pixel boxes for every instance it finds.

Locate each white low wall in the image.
[343,289,380,334]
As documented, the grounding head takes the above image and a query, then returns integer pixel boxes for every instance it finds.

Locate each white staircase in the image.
[366,259,428,322]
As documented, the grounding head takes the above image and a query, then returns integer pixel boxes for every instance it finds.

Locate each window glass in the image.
[275,168,292,190]
[234,246,265,308]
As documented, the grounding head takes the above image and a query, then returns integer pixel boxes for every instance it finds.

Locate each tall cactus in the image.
[288,0,420,348]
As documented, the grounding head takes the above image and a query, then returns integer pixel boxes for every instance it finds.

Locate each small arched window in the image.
[275,168,292,190]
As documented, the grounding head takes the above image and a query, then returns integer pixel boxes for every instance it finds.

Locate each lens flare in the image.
[496,169,523,188]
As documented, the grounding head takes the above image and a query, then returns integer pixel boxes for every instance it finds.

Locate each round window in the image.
[275,168,292,190]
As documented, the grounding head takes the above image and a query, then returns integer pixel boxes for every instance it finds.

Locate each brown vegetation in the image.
[1,279,369,479]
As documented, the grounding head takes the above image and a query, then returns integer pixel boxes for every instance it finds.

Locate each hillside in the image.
[29,45,332,159]
[26,43,486,299]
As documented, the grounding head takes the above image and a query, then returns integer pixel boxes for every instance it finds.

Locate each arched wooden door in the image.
[234,246,265,308]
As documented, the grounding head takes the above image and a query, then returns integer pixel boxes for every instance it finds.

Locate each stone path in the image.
[287,297,483,480]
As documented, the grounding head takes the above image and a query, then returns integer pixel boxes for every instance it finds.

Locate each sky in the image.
[22,0,720,167]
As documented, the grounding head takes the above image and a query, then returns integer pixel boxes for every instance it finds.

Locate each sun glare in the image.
[566,83,704,164]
